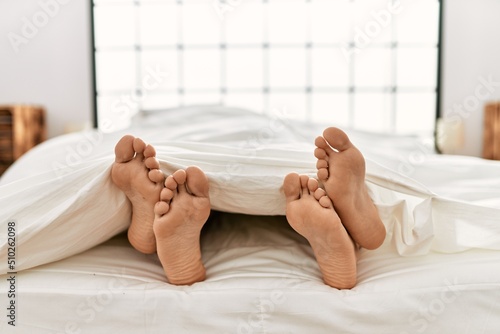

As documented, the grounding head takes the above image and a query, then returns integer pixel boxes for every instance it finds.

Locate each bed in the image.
[1,106,500,333]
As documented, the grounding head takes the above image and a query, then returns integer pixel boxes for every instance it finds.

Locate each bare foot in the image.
[111,135,165,254]
[153,167,211,285]
[314,127,386,250]
[283,173,357,289]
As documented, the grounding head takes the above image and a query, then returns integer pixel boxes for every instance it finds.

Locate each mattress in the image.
[1,106,500,333]
[2,215,499,333]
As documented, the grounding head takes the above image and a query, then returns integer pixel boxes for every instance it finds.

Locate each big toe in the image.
[115,135,136,163]
[283,173,301,201]
[322,127,353,152]
[185,166,209,198]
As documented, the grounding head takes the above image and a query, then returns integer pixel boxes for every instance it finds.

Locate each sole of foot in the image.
[153,166,211,285]
[111,135,165,254]
[283,173,357,289]
[314,127,386,250]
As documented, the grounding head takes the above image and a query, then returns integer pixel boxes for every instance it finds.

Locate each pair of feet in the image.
[111,128,385,289]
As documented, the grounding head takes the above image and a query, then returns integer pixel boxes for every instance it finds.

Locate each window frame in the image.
[89,0,443,140]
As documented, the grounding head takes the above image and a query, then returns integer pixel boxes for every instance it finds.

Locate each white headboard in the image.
[92,0,441,135]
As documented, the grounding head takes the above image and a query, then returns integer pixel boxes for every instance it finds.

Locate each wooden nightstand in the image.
[0,105,46,175]
[483,102,500,160]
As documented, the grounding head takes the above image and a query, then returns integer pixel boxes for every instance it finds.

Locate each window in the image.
[91,0,441,136]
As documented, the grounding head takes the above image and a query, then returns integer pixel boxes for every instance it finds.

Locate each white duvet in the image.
[1,106,500,333]
[1,106,500,274]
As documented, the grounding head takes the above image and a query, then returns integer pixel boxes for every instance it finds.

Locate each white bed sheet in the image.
[1,214,499,334]
[0,106,500,333]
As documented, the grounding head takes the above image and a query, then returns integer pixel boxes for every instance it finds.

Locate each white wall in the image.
[0,0,93,138]
[441,0,500,157]
[1,0,499,156]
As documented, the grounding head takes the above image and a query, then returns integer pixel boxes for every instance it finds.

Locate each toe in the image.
[299,175,310,195]
[145,157,160,169]
[307,178,319,193]
[316,159,328,169]
[133,137,147,156]
[154,201,169,216]
[314,136,329,150]
[172,170,187,184]
[314,147,327,160]
[315,135,338,155]
[165,175,177,190]
[144,144,156,158]
[172,170,187,191]
[313,188,326,201]
[283,173,301,201]
[319,195,333,209]
[173,170,187,193]
[323,127,353,152]
[114,135,136,163]
[317,168,329,181]
[148,169,164,184]
[161,188,174,201]
[185,166,210,198]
